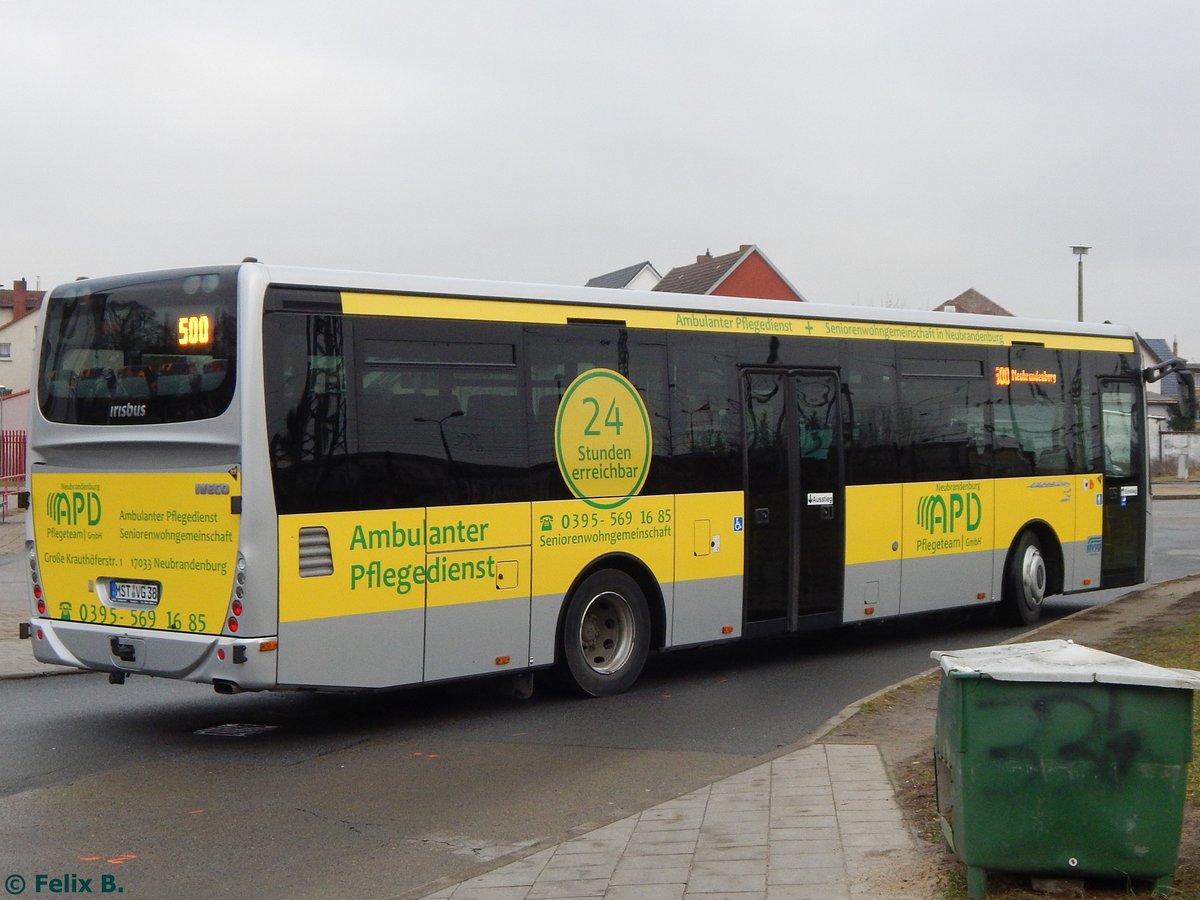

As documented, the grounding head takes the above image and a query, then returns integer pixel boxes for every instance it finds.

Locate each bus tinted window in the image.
[991,348,1083,476]
[840,340,901,485]
[668,333,741,492]
[527,326,671,499]
[359,358,526,505]
[265,313,358,513]
[901,373,990,481]
[38,271,237,425]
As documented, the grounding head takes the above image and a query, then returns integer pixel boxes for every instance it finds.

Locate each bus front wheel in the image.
[562,570,650,697]
[1002,531,1047,626]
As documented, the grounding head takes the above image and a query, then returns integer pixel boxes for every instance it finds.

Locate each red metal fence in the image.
[0,429,26,483]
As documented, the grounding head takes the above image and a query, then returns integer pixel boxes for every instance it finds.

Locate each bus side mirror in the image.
[1144,357,1196,421]
[1180,369,1198,421]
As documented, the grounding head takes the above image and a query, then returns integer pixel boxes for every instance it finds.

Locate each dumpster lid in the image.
[931,639,1200,689]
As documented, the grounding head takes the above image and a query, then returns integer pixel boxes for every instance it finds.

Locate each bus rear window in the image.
[38,271,237,425]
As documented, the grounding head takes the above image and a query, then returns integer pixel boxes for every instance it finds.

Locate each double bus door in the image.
[742,369,845,634]
[1099,378,1146,586]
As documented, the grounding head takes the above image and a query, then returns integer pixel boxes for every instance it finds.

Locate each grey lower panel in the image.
[530,592,563,667]
[279,598,533,688]
[901,549,997,615]
[424,597,530,682]
[36,619,212,675]
[32,619,277,689]
[842,559,901,622]
[1065,536,1103,592]
[671,575,742,647]
[279,608,424,689]
[847,535,1099,621]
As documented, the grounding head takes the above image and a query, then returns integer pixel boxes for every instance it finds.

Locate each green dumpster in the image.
[932,640,1200,898]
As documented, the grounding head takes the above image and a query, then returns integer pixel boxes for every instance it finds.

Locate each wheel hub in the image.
[578,591,635,674]
[1021,545,1046,606]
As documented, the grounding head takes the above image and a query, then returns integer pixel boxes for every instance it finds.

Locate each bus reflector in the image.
[495,656,511,666]
[864,608,875,616]
[1082,578,1092,586]
[260,641,278,652]
[217,649,226,661]
[976,592,986,600]
[721,625,733,634]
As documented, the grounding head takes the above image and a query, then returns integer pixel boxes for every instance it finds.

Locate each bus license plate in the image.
[110,580,161,606]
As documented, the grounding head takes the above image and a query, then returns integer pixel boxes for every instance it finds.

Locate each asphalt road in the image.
[2,499,1197,899]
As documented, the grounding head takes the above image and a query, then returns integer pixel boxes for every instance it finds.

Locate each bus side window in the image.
[901,372,990,481]
[993,348,1081,477]
[839,342,900,486]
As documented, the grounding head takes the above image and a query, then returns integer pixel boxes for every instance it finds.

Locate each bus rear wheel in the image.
[1002,531,1047,625]
[562,570,650,697]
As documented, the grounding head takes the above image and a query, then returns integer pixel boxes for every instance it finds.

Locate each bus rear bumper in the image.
[28,618,278,690]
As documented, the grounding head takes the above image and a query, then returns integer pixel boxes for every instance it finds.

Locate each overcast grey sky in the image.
[5,2,1198,344]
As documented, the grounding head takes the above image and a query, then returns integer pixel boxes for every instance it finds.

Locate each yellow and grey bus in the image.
[22,263,1193,696]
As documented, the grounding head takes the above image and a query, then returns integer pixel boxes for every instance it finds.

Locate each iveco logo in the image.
[195,483,231,495]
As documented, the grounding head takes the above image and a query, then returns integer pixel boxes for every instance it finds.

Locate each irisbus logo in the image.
[47,491,102,526]
[916,491,981,534]
[110,402,147,418]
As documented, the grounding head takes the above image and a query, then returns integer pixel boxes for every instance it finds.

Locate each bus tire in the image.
[1001,531,1047,626]
[562,569,650,697]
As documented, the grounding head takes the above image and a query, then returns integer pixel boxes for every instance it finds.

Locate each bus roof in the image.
[55,261,1140,345]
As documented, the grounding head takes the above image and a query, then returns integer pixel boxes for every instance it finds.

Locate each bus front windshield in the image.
[38,270,237,425]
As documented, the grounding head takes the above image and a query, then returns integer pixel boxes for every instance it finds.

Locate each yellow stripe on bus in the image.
[341,291,1135,353]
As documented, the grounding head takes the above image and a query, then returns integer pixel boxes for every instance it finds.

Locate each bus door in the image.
[742,369,844,634]
[1099,379,1146,586]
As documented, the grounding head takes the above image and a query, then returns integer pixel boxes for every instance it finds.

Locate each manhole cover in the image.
[194,723,279,737]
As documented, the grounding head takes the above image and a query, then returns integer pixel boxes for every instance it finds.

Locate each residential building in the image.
[586,261,662,291]
[933,288,1014,317]
[0,279,44,396]
[653,245,805,301]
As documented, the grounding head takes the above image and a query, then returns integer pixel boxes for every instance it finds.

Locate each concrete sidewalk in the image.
[0,508,65,681]
[3,486,1199,899]
[419,742,929,899]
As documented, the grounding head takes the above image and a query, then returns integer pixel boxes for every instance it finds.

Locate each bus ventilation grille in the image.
[298,526,334,577]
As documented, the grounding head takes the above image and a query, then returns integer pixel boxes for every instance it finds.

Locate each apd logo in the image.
[46,490,102,527]
[916,491,981,534]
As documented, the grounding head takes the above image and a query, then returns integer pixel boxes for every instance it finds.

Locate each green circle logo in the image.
[554,368,651,509]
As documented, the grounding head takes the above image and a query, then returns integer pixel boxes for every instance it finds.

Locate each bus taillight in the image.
[27,542,45,614]
[224,553,247,635]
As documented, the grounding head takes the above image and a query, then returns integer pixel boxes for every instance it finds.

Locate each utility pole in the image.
[1071,246,1091,322]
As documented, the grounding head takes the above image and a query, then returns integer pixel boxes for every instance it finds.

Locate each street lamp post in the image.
[1071,246,1091,322]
